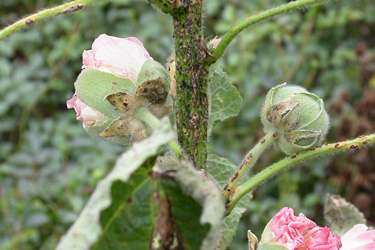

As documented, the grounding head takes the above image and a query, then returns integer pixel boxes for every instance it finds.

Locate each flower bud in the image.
[67,34,173,145]
[261,83,329,154]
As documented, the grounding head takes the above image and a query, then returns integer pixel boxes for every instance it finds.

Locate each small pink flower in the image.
[261,207,341,250]
[67,34,153,127]
[340,224,375,250]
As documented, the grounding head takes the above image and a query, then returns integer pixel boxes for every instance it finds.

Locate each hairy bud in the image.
[67,34,173,145]
[261,83,329,154]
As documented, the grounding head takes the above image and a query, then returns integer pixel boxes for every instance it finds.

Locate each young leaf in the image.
[207,154,252,250]
[324,193,366,236]
[56,119,175,250]
[207,65,242,135]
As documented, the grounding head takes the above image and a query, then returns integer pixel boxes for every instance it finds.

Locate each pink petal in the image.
[85,34,153,82]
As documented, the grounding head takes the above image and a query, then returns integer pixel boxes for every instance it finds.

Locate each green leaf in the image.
[174,161,225,250]
[56,120,175,250]
[257,243,289,250]
[76,69,136,119]
[160,176,211,249]
[324,193,366,236]
[93,169,155,250]
[207,65,242,135]
[155,157,225,250]
[207,153,251,250]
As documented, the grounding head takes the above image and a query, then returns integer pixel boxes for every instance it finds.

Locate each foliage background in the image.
[1,0,375,249]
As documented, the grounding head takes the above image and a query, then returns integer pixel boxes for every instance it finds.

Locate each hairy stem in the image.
[223,132,275,199]
[0,0,103,41]
[136,107,184,159]
[225,133,375,215]
[208,0,342,63]
[173,0,210,169]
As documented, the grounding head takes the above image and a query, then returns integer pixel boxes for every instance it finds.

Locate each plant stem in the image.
[0,0,103,41]
[225,133,375,216]
[208,0,341,63]
[173,0,210,169]
[223,132,275,199]
[136,107,184,159]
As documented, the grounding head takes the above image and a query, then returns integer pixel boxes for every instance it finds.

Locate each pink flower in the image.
[67,34,153,127]
[340,224,375,250]
[261,207,341,250]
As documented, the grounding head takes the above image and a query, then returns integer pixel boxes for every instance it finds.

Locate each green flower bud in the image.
[261,83,330,154]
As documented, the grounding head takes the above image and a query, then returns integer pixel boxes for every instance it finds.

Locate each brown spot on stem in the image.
[273,133,278,137]
[350,145,358,149]
[291,153,298,158]
[62,4,84,14]
[335,143,340,148]
[261,138,266,143]
[25,19,33,25]
[231,172,239,182]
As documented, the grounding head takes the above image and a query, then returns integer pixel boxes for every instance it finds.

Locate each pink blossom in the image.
[261,207,341,250]
[67,34,153,127]
[340,224,375,250]
[82,34,153,82]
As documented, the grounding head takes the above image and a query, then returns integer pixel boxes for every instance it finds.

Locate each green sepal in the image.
[136,60,170,92]
[76,69,136,119]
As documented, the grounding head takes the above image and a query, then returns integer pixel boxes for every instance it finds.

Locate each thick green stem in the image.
[223,132,275,199]
[173,0,210,169]
[208,0,342,63]
[225,133,375,216]
[0,0,103,41]
[136,107,183,159]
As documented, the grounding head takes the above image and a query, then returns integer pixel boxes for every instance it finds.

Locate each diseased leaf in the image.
[155,157,225,250]
[56,120,175,250]
[324,193,366,236]
[207,153,251,250]
[174,161,225,250]
[208,65,242,135]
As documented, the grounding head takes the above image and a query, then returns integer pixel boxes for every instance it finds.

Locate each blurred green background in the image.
[1,0,375,249]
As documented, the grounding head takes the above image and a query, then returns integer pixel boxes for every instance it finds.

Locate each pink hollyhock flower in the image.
[340,224,375,250]
[261,207,341,250]
[67,34,153,127]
